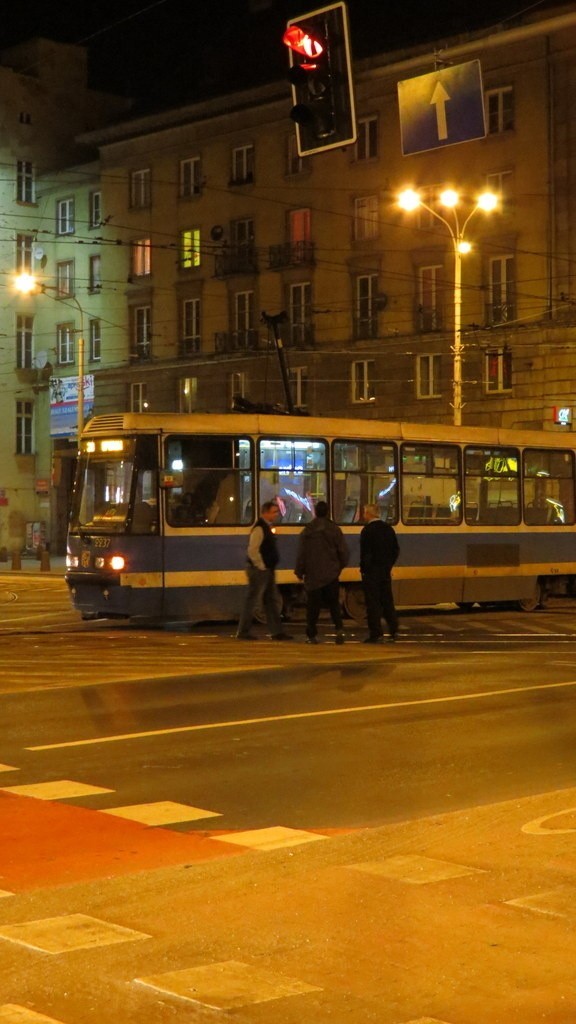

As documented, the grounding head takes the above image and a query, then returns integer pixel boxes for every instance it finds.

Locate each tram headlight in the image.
[66,554,79,568]
[110,555,126,571]
[95,557,105,569]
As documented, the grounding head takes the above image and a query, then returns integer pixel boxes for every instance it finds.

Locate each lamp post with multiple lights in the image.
[14,272,86,443]
[397,188,498,427]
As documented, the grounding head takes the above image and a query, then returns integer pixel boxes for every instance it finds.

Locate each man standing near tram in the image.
[236,500,292,641]
[360,503,400,643]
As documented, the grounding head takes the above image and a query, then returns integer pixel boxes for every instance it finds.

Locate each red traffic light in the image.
[283,24,324,67]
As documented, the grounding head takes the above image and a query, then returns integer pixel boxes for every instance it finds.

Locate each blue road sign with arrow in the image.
[398,60,486,156]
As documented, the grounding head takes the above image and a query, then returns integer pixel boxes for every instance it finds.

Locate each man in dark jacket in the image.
[295,500,349,644]
[360,502,400,643]
[236,500,292,640]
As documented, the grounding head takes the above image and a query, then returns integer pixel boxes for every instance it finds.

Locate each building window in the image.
[228,371,246,408]
[89,191,102,228]
[286,133,306,175]
[132,306,152,358]
[16,161,35,203]
[234,290,255,348]
[179,376,198,412]
[352,359,375,403]
[56,260,74,298]
[486,86,514,134]
[89,254,102,292]
[89,319,101,362]
[16,234,33,273]
[231,144,254,185]
[180,229,201,269]
[16,314,34,369]
[131,239,151,277]
[418,265,443,331]
[181,298,201,354]
[487,255,515,324]
[416,354,442,398]
[486,170,513,205]
[355,116,378,160]
[288,282,312,347]
[288,207,311,247]
[179,157,201,198]
[57,323,75,365]
[354,274,379,339]
[130,168,151,208]
[16,400,33,455]
[56,198,74,235]
[232,218,254,248]
[353,195,379,240]
[130,382,148,412]
[289,366,308,409]
[485,349,512,393]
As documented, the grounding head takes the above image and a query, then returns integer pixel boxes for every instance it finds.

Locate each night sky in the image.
[0,0,567,108]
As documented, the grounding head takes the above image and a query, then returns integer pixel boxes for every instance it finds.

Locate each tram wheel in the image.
[343,584,367,624]
[516,582,543,612]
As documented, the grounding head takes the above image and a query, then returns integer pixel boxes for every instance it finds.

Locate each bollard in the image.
[36,544,43,562]
[0,546,7,562]
[40,549,51,572]
[11,550,21,571]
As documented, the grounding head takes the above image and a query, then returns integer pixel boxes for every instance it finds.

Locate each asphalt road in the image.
[1,575,576,1022]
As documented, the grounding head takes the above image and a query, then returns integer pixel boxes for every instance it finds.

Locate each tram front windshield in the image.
[70,436,158,534]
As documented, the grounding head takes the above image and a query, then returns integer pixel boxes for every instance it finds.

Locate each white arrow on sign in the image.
[430,80,451,140]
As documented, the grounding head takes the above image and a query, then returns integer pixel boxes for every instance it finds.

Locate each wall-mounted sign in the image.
[553,406,573,426]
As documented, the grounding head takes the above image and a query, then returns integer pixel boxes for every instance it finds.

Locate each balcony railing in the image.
[353,315,379,341]
[485,302,516,326]
[268,240,315,270]
[214,329,260,354]
[214,245,258,278]
[286,322,315,348]
[178,336,201,357]
[417,306,443,332]
[130,340,152,361]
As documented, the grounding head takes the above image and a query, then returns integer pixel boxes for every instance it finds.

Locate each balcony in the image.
[285,322,315,348]
[214,329,260,354]
[268,240,315,270]
[178,337,201,357]
[214,245,258,278]
[485,302,516,326]
[353,316,379,341]
[417,306,444,332]
[130,339,152,362]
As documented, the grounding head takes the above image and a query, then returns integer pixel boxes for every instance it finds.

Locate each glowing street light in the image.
[14,272,86,443]
[398,188,499,426]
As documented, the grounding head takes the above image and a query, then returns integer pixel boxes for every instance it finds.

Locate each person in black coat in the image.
[295,500,349,644]
[360,502,400,643]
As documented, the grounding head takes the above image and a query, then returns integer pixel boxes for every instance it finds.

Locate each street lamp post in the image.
[14,273,86,443]
[398,188,498,427]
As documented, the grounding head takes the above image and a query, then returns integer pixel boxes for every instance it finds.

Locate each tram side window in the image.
[464,446,520,525]
[259,437,327,523]
[401,444,462,525]
[164,435,253,526]
[131,435,159,534]
[523,449,574,525]
[333,440,397,524]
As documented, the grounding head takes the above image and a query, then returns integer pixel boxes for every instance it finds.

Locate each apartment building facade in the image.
[1,38,129,554]
[14,4,576,548]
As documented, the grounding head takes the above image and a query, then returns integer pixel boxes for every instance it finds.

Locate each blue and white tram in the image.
[65,412,576,622]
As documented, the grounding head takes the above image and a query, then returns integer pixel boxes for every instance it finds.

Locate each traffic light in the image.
[283,2,356,157]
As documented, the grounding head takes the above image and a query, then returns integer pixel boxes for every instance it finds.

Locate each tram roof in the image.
[82,412,572,450]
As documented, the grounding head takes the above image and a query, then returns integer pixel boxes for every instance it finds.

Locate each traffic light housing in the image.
[283,2,356,157]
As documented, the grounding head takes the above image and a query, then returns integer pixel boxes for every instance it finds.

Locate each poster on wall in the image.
[49,375,94,438]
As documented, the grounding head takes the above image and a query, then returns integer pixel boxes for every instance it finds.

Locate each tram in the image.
[65,412,576,622]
